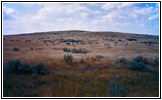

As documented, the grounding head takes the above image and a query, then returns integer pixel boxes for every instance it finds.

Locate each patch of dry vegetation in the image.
[3,31,159,97]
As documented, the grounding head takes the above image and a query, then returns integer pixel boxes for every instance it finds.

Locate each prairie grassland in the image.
[3,31,159,97]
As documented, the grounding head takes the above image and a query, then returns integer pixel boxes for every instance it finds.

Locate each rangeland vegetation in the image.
[3,31,159,97]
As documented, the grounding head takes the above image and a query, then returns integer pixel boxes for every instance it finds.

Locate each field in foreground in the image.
[3,31,159,97]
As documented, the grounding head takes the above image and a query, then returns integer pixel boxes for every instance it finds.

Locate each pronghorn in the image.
[124,42,128,46]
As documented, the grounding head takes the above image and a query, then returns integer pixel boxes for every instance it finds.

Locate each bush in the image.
[32,62,48,75]
[72,48,87,54]
[13,47,19,51]
[127,56,158,73]
[63,47,71,52]
[4,60,48,75]
[107,81,127,97]
[134,56,148,64]
[127,61,146,72]
[119,57,127,63]
[155,57,159,65]
[4,60,32,74]
[4,60,21,74]
[64,54,73,63]
[126,38,137,41]
[146,65,157,73]
[17,63,32,74]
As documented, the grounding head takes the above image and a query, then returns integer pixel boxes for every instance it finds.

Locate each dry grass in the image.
[3,31,159,97]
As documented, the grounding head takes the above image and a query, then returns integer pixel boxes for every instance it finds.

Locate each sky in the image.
[3,2,159,35]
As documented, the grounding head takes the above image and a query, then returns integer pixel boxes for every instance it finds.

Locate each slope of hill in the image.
[3,31,159,97]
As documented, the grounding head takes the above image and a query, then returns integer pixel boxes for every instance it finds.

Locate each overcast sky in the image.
[3,2,159,35]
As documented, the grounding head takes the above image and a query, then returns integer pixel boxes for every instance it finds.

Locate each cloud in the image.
[3,6,16,14]
[149,13,159,20]
[80,12,89,18]
[3,3,159,35]
[3,6,18,20]
[3,3,96,34]
[95,3,158,24]
[101,3,136,10]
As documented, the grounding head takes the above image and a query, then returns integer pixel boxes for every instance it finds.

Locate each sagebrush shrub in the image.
[4,60,21,74]
[17,63,32,74]
[107,81,127,97]
[13,47,19,51]
[4,60,48,75]
[64,54,73,63]
[72,48,87,54]
[155,57,159,65]
[63,47,71,52]
[134,56,147,64]
[146,65,157,73]
[127,61,146,72]
[119,57,127,63]
[127,56,150,72]
[32,62,48,75]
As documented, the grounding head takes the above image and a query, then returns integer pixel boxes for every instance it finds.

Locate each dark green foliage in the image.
[64,54,73,63]
[17,63,32,74]
[126,38,137,41]
[127,56,158,72]
[62,48,87,54]
[4,60,32,74]
[155,57,159,65]
[63,47,71,52]
[134,56,148,64]
[4,60,21,74]
[59,39,83,43]
[4,60,48,75]
[119,57,127,63]
[13,47,19,51]
[146,65,157,73]
[72,48,87,54]
[32,62,48,75]
[107,81,127,97]
[127,61,146,72]
[140,41,158,45]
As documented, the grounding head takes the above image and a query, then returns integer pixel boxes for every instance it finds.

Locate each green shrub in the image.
[64,54,73,63]
[32,62,48,75]
[155,57,159,65]
[119,57,127,63]
[17,63,32,74]
[127,61,146,72]
[63,47,71,52]
[107,81,127,97]
[72,48,87,54]
[13,47,19,51]
[4,60,21,74]
[127,56,148,72]
[4,60,48,75]
[134,56,147,64]
[146,65,157,73]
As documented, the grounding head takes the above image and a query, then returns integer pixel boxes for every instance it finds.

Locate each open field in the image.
[3,30,159,97]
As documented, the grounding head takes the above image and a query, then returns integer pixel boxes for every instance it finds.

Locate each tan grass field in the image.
[3,31,159,97]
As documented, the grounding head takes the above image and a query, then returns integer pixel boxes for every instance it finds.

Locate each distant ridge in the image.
[3,30,158,36]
